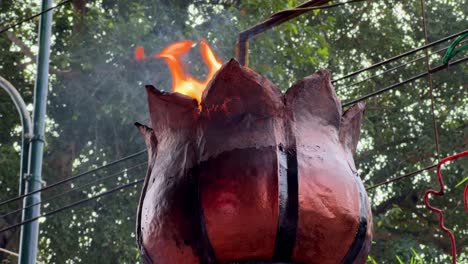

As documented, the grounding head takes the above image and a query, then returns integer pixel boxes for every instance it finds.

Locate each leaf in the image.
[455,177,468,188]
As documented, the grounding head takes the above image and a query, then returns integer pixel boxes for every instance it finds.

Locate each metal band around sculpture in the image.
[341,175,369,264]
[273,145,299,262]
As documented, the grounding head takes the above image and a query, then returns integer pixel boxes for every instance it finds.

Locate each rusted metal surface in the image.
[136,59,372,264]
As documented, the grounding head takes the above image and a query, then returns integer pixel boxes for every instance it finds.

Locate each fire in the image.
[152,40,222,103]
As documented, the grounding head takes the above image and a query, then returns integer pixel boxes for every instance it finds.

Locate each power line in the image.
[342,56,467,107]
[0,163,449,233]
[0,150,147,208]
[0,248,45,264]
[340,39,467,90]
[0,0,72,34]
[0,178,144,234]
[0,162,147,220]
[271,0,368,17]
[366,164,438,191]
[332,29,468,83]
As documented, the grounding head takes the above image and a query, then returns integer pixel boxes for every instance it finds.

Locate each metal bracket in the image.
[23,174,46,186]
[29,135,46,144]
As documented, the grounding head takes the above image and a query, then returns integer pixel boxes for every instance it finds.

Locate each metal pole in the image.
[18,0,53,263]
[0,77,32,197]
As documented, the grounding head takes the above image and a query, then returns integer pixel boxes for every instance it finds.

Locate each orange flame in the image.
[134,46,146,61]
[154,40,222,103]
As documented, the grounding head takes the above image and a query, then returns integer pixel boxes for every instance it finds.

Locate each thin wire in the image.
[341,40,467,90]
[366,164,437,190]
[0,247,18,258]
[419,0,440,160]
[342,56,468,107]
[0,0,73,34]
[0,178,144,234]
[270,0,367,18]
[332,29,468,83]
[0,162,147,220]
[0,150,147,208]
[0,248,45,264]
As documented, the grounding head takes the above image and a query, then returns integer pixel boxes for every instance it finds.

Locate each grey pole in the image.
[18,0,53,263]
[0,77,32,197]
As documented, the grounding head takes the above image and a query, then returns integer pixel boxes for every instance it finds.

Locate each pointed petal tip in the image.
[145,85,162,95]
[134,122,153,137]
[343,101,366,119]
[357,101,366,110]
[315,69,331,79]
[134,122,144,128]
[145,84,198,110]
[201,57,282,113]
[285,69,341,129]
[134,122,151,130]
[340,101,366,159]
[144,84,199,132]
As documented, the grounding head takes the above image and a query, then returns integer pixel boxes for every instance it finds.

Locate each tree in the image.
[0,0,466,263]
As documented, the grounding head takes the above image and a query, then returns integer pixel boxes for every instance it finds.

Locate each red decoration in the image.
[424,150,468,264]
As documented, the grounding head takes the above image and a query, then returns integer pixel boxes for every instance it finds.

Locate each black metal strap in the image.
[194,166,219,264]
[273,144,299,262]
[140,245,153,264]
[341,175,369,264]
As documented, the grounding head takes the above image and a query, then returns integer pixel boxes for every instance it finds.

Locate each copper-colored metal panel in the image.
[292,143,360,264]
[198,147,279,261]
[284,71,369,264]
[138,87,201,264]
[198,60,283,261]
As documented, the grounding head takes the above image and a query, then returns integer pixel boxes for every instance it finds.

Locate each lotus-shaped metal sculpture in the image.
[135,59,372,264]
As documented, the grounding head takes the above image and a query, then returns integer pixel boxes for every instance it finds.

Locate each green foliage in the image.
[0,0,467,263]
[380,248,433,264]
[455,177,468,188]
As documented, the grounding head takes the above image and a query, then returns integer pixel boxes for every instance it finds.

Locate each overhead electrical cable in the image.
[271,0,368,16]
[0,248,45,264]
[0,0,73,34]
[0,150,147,208]
[332,29,468,83]
[366,164,437,191]
[0,162,147,220]
[0,161,455,233]
[342,56,467,107]
[0,178,144,234]
[341,40,467,89]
